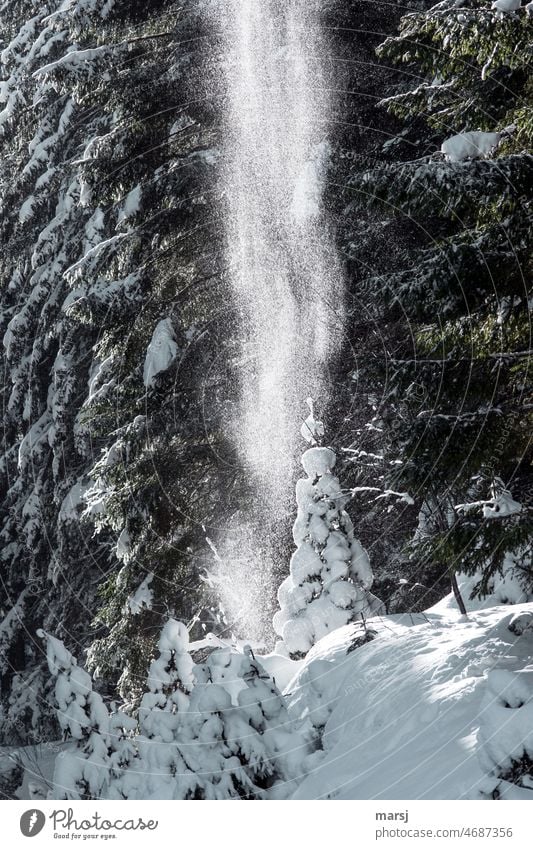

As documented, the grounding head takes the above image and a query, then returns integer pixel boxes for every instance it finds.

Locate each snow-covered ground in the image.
[1,741,71,801]
[284,601,533,799]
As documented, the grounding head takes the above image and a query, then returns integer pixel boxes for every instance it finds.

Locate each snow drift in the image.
[286,603,533,799]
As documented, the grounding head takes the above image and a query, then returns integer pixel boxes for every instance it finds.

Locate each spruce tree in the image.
[185,645,307,798]
[342,0,532,605]
[116,619,202,800]
[38,629,112,800]
[274,431,378,658]
[111,623,307,799]
[0,0,237,735]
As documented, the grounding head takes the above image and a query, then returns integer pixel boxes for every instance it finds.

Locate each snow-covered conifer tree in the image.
[339,0,533,605]
[38,630,112,800]
[184,645,307,798]
[104,708,138,799]
[0,0,232,736]
[274,435,378,658]
[116,619,201,800]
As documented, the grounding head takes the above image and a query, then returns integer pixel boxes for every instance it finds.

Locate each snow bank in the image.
[289,604,533,799]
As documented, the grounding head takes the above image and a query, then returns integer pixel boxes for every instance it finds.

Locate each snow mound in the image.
[288,604,533,799]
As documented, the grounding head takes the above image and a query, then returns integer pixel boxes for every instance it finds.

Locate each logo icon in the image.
[20,810,46,838]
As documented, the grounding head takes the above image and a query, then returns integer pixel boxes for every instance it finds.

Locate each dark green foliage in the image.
[0,0,237,734]
[341,0,532,601]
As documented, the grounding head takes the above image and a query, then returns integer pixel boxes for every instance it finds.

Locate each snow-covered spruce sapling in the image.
[274,436,377,658]
[105,708,139,800]
[38,629,112,800]
[181,648,256,799]
[185,646,308,798]
[117,619,201,800]
[440,127,515,162]
[234,646,309,796]
[0,0,223,737]
[300,397,325,445]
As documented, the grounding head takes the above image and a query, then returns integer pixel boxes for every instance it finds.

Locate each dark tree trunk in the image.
[451,572,467,616]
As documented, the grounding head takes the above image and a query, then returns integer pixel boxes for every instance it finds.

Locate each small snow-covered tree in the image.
[182,651,252,799]
[42,621,309,800]
[185,646,308,799]
[116,619,201,800]
[38,630,112,800]
[105,708,138,800]
[274,441,377,658]
[233,647,308,796]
